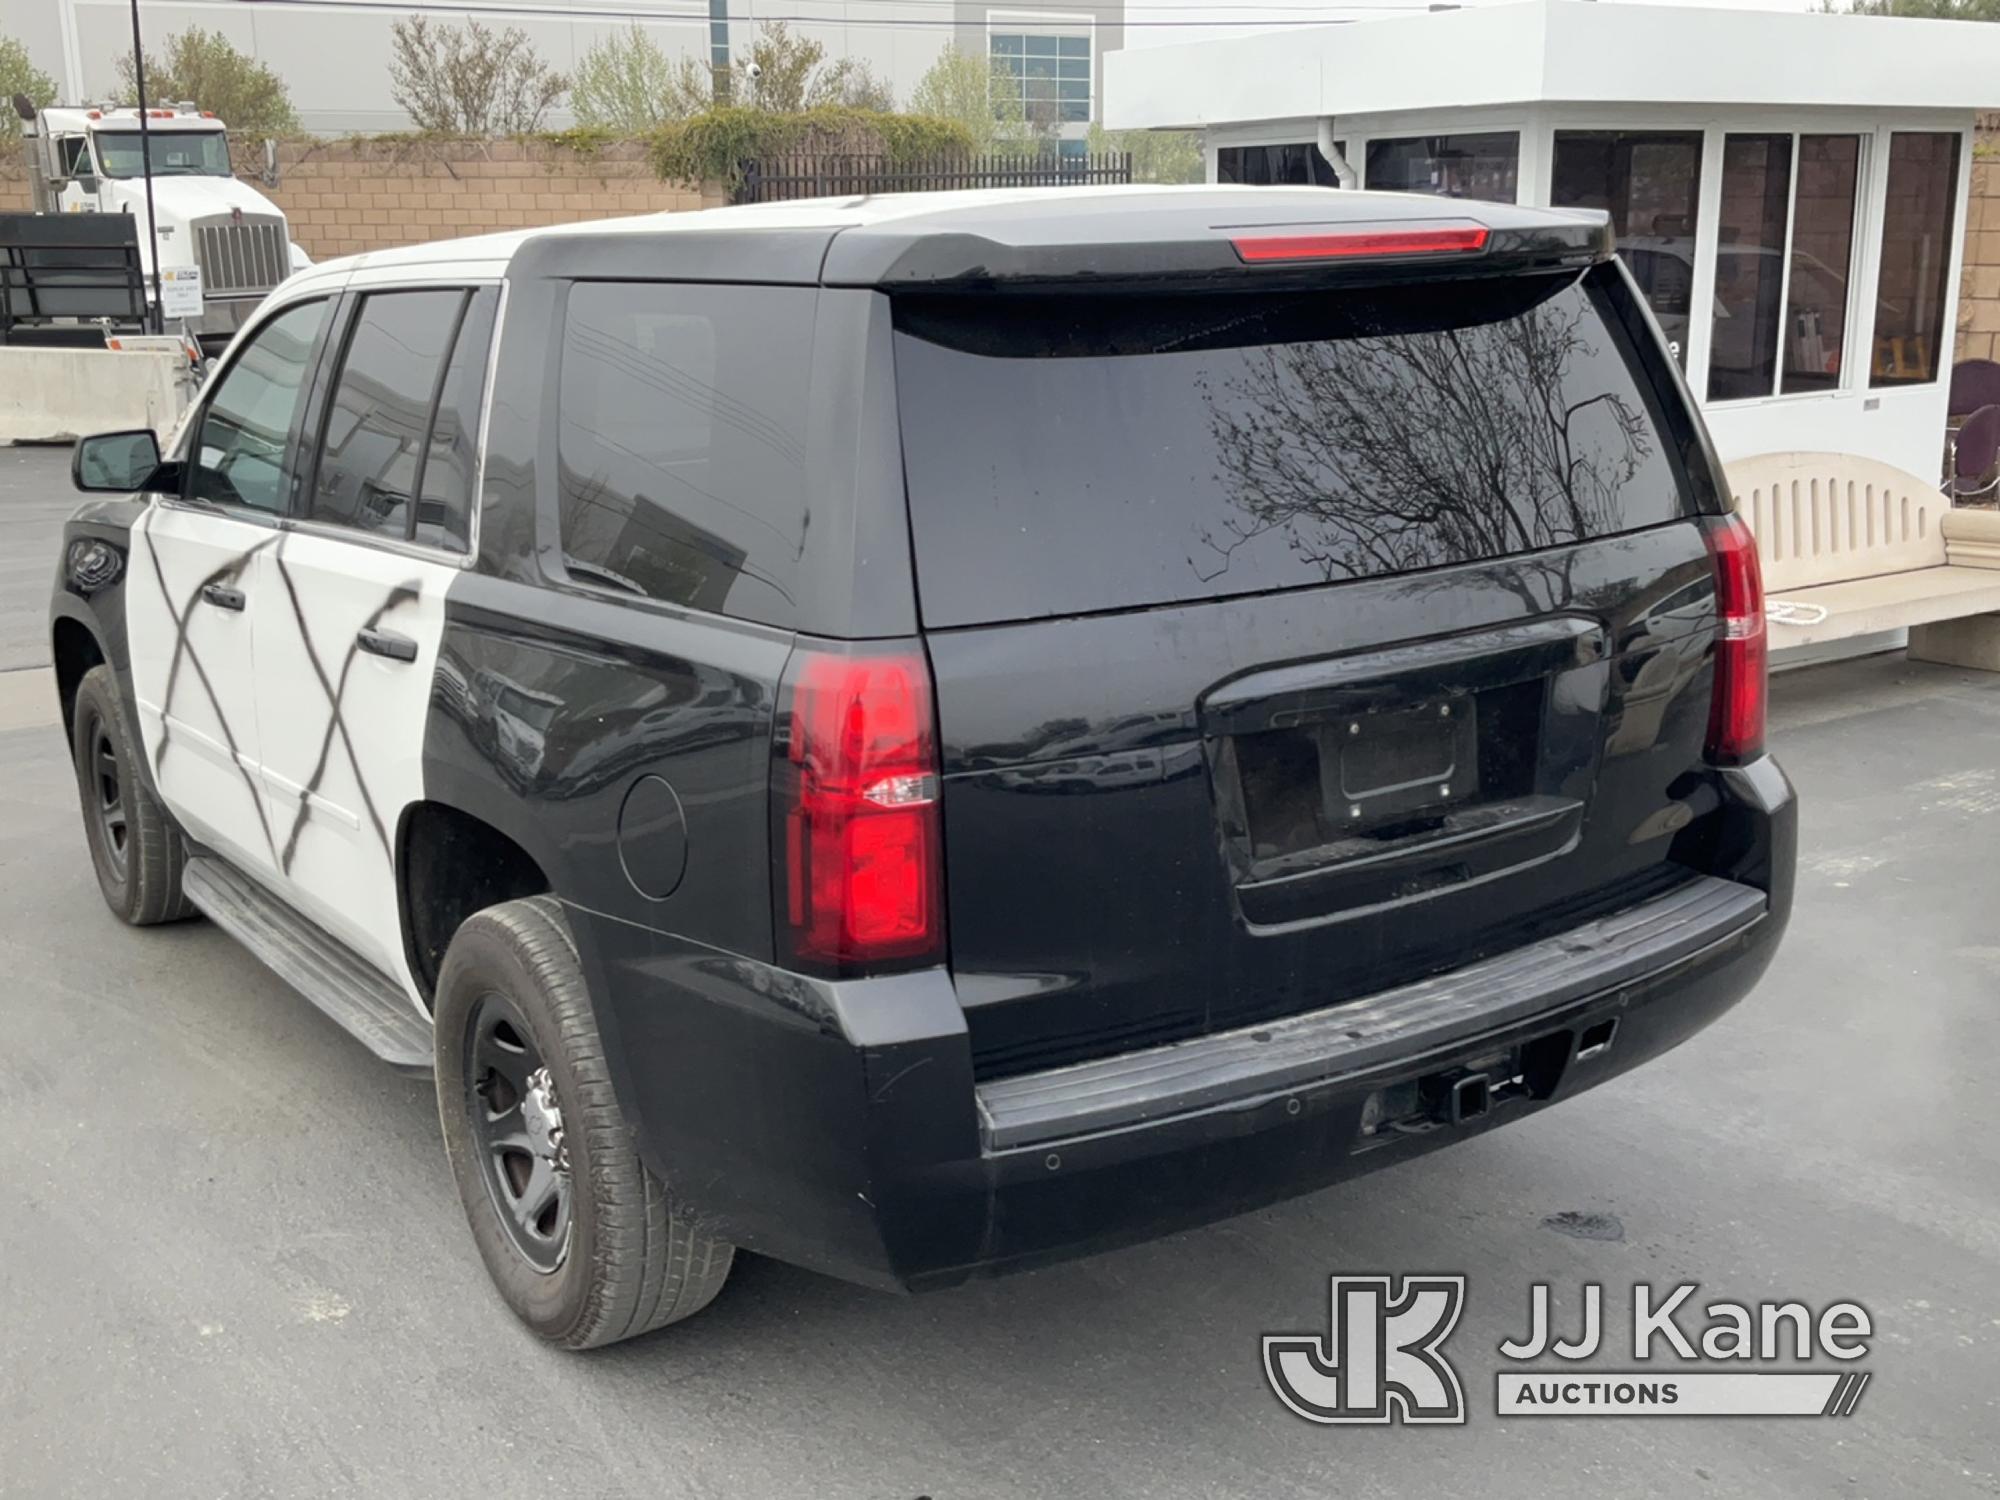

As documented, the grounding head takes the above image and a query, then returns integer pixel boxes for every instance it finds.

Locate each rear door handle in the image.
[356,627,418,663]
[200,583,246,612]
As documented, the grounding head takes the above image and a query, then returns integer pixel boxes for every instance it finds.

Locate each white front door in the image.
[127,296,335,877]
[127,505,276,874]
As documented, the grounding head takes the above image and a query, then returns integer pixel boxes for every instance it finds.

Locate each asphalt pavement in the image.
[2,443,1997,1498]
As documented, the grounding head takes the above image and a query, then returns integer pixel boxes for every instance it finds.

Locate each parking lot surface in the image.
[2,444,1997,1498]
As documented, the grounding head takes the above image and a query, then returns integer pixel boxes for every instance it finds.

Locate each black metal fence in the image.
[735,151,1133,204]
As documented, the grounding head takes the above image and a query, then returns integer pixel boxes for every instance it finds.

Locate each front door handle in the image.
[200,583,246,612]
[357,627,418,663]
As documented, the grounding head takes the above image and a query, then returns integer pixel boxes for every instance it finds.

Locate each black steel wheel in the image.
[87,718,129,881]
[70,665,194,926]
[465,989,572,1274]
[434,895,735,1349]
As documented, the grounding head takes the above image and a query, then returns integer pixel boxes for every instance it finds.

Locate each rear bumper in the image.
[577,757,1794,1293]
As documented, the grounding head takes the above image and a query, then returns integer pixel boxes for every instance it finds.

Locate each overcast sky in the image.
[1121,0,1823,50]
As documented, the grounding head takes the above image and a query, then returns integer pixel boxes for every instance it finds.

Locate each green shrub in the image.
[572,24,715,131]
[116,27,298,136]
[650,106,976,188]
[0,34,57,111]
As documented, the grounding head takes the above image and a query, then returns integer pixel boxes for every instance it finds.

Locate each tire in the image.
[433,895,734,1349]
[70,664,195,926]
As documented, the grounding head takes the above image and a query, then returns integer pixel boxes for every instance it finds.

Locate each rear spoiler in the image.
[823,210,1614,293]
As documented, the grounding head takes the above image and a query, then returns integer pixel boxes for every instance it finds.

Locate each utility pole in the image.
[128,0,163,333]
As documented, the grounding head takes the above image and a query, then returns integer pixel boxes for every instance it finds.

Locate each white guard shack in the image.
[1105,0,2000,484]
[1106,0,2000,664]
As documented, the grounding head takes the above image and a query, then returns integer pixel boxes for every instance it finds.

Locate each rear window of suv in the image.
[892,266,1694,629]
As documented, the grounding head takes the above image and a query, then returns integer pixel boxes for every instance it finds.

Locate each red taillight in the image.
[1231,224,1490,263]
[1704,513,1766,764]
[774,642,943,975]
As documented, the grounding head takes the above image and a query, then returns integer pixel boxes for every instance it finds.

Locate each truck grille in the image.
[190,216,288,296]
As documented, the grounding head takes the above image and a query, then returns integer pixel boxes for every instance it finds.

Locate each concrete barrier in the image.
[0,346,190,446]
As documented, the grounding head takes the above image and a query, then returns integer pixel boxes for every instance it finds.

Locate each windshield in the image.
[92,130,231,179]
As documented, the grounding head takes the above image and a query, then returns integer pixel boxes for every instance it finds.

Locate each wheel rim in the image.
[465,991,572,1273]
[89,720,129,880]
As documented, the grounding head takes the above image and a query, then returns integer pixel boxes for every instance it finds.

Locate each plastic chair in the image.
[1949,359,2000,419]
[1951,403,2000,500]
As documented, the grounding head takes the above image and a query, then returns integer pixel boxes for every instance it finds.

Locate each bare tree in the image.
[731,22,893,113]
[390,17,569,135]
[806,55,895,111]
[1194,291,1655,586]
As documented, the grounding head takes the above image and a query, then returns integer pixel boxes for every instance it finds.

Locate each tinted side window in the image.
[308,288,468,540]
[556,282,813,628]
[308,289,467,540]
[188,298,329,514]
[415,286,497,551]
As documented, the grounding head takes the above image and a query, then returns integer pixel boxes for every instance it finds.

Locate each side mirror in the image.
[74,173,97,193]
[73,429,163,493]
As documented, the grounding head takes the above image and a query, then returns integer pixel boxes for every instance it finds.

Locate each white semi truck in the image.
[17,102,310,348]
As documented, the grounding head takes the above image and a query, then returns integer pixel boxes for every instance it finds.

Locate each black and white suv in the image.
[51,188,1795,1349]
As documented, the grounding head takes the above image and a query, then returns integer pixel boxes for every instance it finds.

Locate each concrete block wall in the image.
[0,139,717,259]
[237,139,719,259]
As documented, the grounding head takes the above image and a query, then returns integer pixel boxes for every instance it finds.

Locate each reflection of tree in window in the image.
[1196,281,1656,584]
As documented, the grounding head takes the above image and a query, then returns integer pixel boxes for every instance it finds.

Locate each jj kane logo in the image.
[1265,1277,1874,1424]
[1263,1276,1468,1424]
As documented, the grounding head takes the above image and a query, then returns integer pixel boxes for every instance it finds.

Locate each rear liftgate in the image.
[1202,617,1612,1136]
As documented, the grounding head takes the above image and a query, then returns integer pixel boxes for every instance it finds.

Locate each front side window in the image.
[1873,131,1961,387]
[92,130,231,178]
[1552,131,1703,368]
[555,281,813,627]
[187,298,329,514]
[990,32,1091,126]
[307,287,489,548]
[1365,133,1519,203]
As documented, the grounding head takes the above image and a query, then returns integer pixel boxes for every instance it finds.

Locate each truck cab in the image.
[26,103,308,348]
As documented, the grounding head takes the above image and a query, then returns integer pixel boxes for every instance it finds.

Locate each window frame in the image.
[1705,130,1797,406]
[986,14,1095,128]
[286,279,503,564]
[1700,129,1870,408]
[1868,129,1962,392]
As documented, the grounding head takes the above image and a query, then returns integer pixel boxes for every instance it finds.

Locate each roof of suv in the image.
[299,186,1613,291]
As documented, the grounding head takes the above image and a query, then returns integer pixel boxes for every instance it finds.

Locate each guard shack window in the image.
[1216,143,1342,187]
[1365,133,1519,203]
[1872,131,1961,387]
[1552,131,1703,370]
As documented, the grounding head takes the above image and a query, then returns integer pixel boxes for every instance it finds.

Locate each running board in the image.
[182,856,434,1076]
